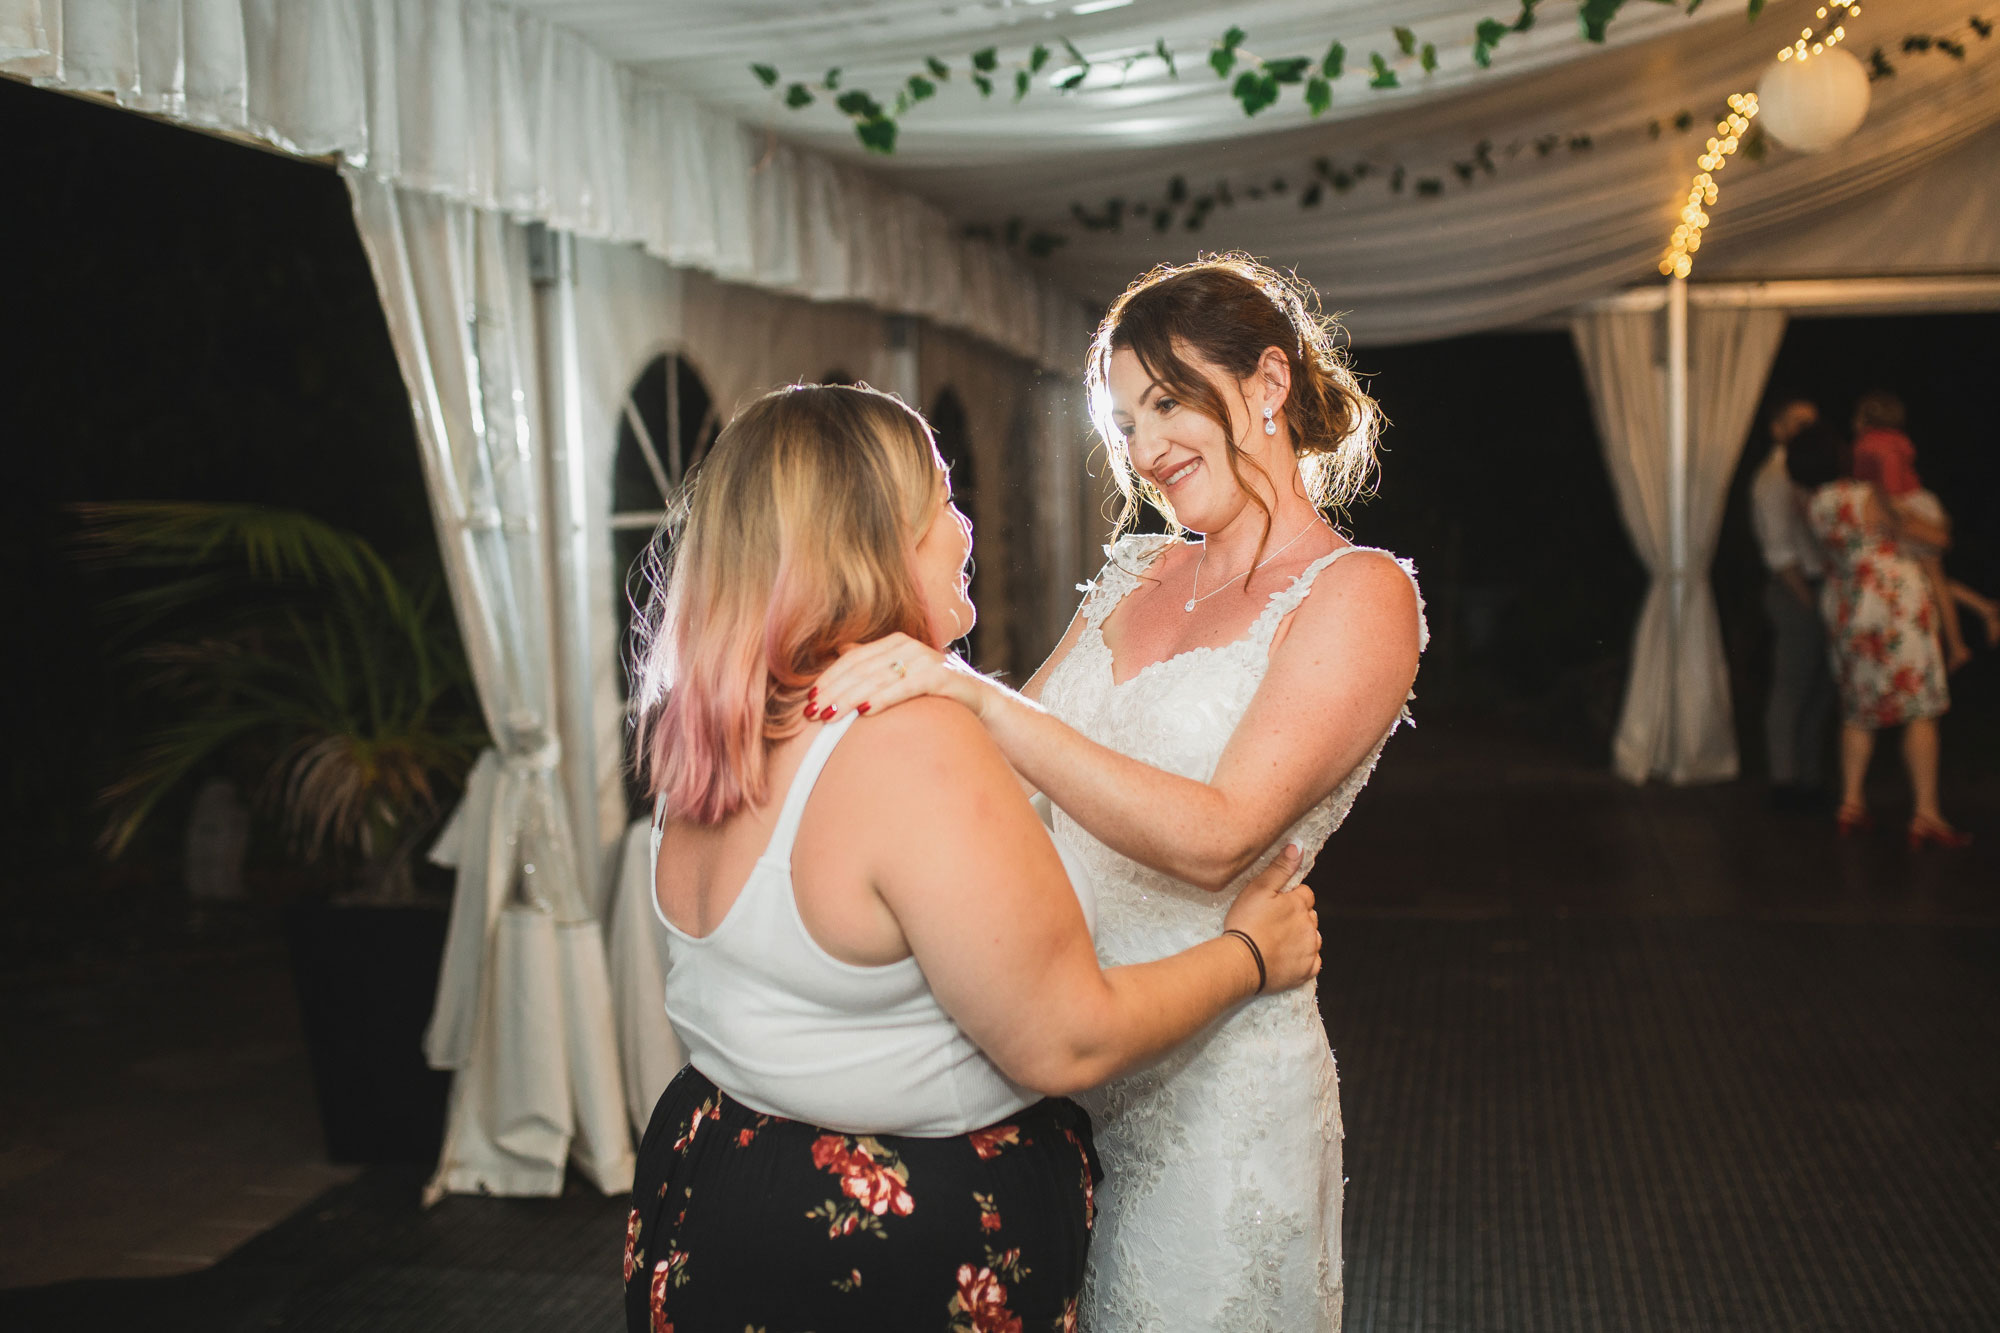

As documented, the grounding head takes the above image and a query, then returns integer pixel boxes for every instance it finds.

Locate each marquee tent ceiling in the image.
[513,0,2000,342]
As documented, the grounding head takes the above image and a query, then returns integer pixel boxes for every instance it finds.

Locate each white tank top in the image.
[651,714,1097,1137]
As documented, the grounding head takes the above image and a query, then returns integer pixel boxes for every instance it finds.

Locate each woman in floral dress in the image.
[1791,420,1969,848]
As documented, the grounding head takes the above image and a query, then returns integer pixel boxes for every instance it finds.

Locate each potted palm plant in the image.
[78,501,488,1161]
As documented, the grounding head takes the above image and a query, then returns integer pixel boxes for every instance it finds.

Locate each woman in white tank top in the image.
[621,383,1322,1333]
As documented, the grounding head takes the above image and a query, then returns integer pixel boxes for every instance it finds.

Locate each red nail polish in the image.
[807,686,817,699]
[857,702,871,715]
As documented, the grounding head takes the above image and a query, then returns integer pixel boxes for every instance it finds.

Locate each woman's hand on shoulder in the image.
[810,633,996,722]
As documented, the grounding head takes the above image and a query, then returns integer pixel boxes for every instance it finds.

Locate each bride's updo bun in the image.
[1085,254,1380,546]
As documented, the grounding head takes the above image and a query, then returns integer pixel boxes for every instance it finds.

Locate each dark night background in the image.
[6,75,1997,924]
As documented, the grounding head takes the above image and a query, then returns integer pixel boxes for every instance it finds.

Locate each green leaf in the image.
[907,74,937,102]
[973,73,994,97]
[1210,45,1238,78]
[1474,18,1509,65]
[1746,0,1765,16]
[855,116,898,154]
[1305,76,1332,115]
[1513,0,1542,33]
[785,83,814,108]
[1223,25,1247,50]
[1029,44,1052,74]
[835,89,883,119]
[826,68,842,89]
[1684,0,1704,14]
[1264,56,1310,83]
[1062,37,1090,69]
[1420,42,1437,73]
[1416,177,1444,196]
[1578,0,1626,42]
[1232,70,1281,114]
[1394,26,1417,55]
[926,56,950,80]
[971,46,999,72]
[1155,38,1178,77]
[1369,52,1399,88]
[1056,67,1089,91]
[1015,68,1032,99]
[1322,40,1346,78]
[751,63,779,87]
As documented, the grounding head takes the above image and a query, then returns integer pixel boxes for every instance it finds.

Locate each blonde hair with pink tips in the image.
[630,383,944,825]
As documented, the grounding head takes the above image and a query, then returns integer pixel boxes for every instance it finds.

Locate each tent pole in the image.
[530,225,605,908]
[1664,275,1690,782]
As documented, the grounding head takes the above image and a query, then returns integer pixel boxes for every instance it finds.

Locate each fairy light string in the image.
[1658,92,1758,278]
[1782,1,1860,62]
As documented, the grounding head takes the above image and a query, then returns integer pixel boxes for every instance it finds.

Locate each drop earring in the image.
[1263,405,1277,436]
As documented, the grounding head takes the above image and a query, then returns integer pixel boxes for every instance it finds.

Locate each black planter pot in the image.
[283,902,453,1164]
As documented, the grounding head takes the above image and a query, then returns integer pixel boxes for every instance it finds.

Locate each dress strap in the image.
[1079,533,1179,630]
[766,713,861,866]
[1249,545,1431,655]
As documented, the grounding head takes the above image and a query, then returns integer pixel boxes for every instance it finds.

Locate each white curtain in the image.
[344,168,632,1200]
[1573,303,1785,784]
[605,817,683,1134]
[0,0,1090,371]
[1685,304,1789,768]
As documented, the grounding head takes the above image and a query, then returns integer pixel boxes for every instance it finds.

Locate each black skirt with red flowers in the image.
[623,1065,1101,1333]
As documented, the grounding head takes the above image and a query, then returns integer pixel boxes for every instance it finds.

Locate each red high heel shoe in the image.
[1835,804,1874,837]
[1907,817,1973,850]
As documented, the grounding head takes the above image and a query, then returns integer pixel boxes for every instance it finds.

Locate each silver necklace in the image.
[1184,520,1322,613]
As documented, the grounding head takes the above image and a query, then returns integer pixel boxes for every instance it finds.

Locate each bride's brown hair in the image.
[1085,254,1380,576]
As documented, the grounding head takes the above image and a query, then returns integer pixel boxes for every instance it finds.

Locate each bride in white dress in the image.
[812,256,1426,1332]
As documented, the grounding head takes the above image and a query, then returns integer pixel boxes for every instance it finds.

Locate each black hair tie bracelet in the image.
[1222,929,1266,993]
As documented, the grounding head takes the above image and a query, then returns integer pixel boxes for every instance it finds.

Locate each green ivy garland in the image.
[749,0,1763,154]
[964,14,1992,260]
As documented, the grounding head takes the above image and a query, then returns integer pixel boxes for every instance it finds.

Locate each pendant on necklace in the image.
[1184,598,1196,612]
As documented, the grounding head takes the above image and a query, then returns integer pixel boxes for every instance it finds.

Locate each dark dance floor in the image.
[5,723,1997,1331]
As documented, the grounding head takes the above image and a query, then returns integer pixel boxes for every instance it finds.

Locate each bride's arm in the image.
[820,553,1421,892]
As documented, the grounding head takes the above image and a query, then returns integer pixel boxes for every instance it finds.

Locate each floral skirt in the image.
[623,1065,1101,1333]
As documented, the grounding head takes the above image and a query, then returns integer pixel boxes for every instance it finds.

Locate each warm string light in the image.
[1778,1,1858,62]
[1657,92,1759,278]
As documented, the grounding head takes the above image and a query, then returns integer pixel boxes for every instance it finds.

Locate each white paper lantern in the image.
[1756,48,1871,152]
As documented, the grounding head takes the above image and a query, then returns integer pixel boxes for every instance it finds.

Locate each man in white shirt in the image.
[1750,395,1834,809]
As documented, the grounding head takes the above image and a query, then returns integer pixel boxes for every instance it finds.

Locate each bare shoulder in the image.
[1286,547,1421,642]
[835,697,1016,800]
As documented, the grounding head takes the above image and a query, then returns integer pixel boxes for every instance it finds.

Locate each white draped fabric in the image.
[0,0,1091,370]
[1573,302,1786,784]
[869,0,2000,345]
[605,816,681,1135]
[345,169,631,1199]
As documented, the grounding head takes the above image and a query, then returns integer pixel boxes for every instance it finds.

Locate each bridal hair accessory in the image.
[1263,405,1277,436]
[1222,929,1267,993]
[1185,520,1320,613]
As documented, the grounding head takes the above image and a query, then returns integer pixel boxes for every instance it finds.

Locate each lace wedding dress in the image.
[1039,534,1426,1333]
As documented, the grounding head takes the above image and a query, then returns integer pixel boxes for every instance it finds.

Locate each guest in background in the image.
[1750,394,1834,810]
[1851,390,2000,671]
[1789,420,1970,849]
